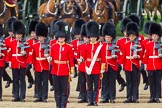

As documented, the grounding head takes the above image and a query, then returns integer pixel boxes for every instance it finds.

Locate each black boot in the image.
[5,81,12,88]
[27,82,33,89]
[119,83,125,92]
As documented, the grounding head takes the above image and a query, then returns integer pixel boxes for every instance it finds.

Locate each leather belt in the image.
[12,54,23,56]
[87,58,101,62]
[149,56,159,58]
[36,57,47,60]
[54,60,69,64]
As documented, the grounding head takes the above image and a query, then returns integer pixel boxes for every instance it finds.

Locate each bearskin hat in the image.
[12,20,26,35]
[50,19,59,35]
[6,17,17,32]
[86,21,99,37]
[126,22,139,36]
[80,24,86,37]
[120,17,132,33]
[54,20,70,39]
[149,22,161,37]
[102,22,116,39]
[35,22,48,37]
[0,23,3,35]
[128,14,140,26]
[28,20,38,34]
[72,19,86,35]
[99,23,104,36]
[143,21,153,34]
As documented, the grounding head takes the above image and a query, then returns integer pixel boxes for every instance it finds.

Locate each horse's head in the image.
[65,0,76,10]
[53,0,60,6]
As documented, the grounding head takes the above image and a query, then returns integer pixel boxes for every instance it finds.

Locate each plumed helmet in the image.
[102,22,116,39]
[126,22,139,36]
[12,20,26,35]
[28,20,38,34]
[86,21,99,37]
[120,17,132,33]
[6,17,17,32]
[149,22,161,37]
[35,22,48,37]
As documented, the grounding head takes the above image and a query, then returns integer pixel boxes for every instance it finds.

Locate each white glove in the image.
[47,56,52,62]
[100,70,105,74]
[86,67,91,75]
[159,54,162,58]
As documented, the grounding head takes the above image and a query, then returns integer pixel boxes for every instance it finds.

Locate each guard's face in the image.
[123,31,127,37]
[38,36,46,43]
[75,34,81,39]
[30,31,36,39]
[83,37,89,43]
[90,37,97,43]
[58,37,66,43]
[129,34,136,42]
[105,35,112,43]
[15,34,23,41]
[152,34,159,42]
[8,31,14,37]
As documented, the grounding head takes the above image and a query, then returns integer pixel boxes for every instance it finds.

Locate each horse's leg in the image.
[145,8,150,20]
[153,8,158,21]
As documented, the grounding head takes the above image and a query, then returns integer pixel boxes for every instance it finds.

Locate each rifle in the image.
[41,36,50,56]
[108,39,120,57]
[154,39,162,56]
[17,37,30,55]
[130,37,142,56]
[0,35,7,55]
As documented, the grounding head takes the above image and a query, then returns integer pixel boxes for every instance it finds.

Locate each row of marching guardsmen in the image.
[0,14,162,108]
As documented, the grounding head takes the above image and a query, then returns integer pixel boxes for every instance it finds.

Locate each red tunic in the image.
[71,39,81,58]
[9,40,29,69]
[77,43,86,73]
[50,43,74,76]
[102,42,119,71]
[32,43,49,72]
[143,42,162,71]
[122,41,143,71]
[3,36,15,62]
[82,42,105,74]
[26,38,37,64]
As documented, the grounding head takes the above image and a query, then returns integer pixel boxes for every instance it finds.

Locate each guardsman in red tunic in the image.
[0,23,7,101]
[82,21,105,106]
[143,23,162,103]
[32,22,49,103]
[50,21,74,108]
[116,17,132,92]
[3,17,17,88]
[122,22,143,103]
[48,20,59,91]
[71,19,86,78]
[77,23,89,103]
[9,20,28,102]
[140,21,153,90]
[26,20,38,89]
[100,22,119,103]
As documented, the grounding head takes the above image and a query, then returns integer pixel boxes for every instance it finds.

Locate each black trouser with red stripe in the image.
[12,67,26,100]
[102,66,117,101]
[86,74,100,104]
[53,75,69,108]
[0,67,3,99]
[78,72,87,100]
[139,63,148,84]
[125,64,140,101]
[148,70,161,99]
[3,61,12,82]
[26,64,34,83]
[116,63,126,86]
[35,70,49,100]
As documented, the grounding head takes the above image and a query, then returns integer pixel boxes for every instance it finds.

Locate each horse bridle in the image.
[46,0,58,15]
[0,2,6,17]
[95,1,105,16]
[80,0,88,14]
[63,1,76,15]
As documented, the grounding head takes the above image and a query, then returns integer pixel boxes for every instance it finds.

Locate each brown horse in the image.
[78,0,91,22]
[0,0,11,33]
[92,0,116,24]
[39,0,60,26]
[144,0,161,21]
[59,0,82,27]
